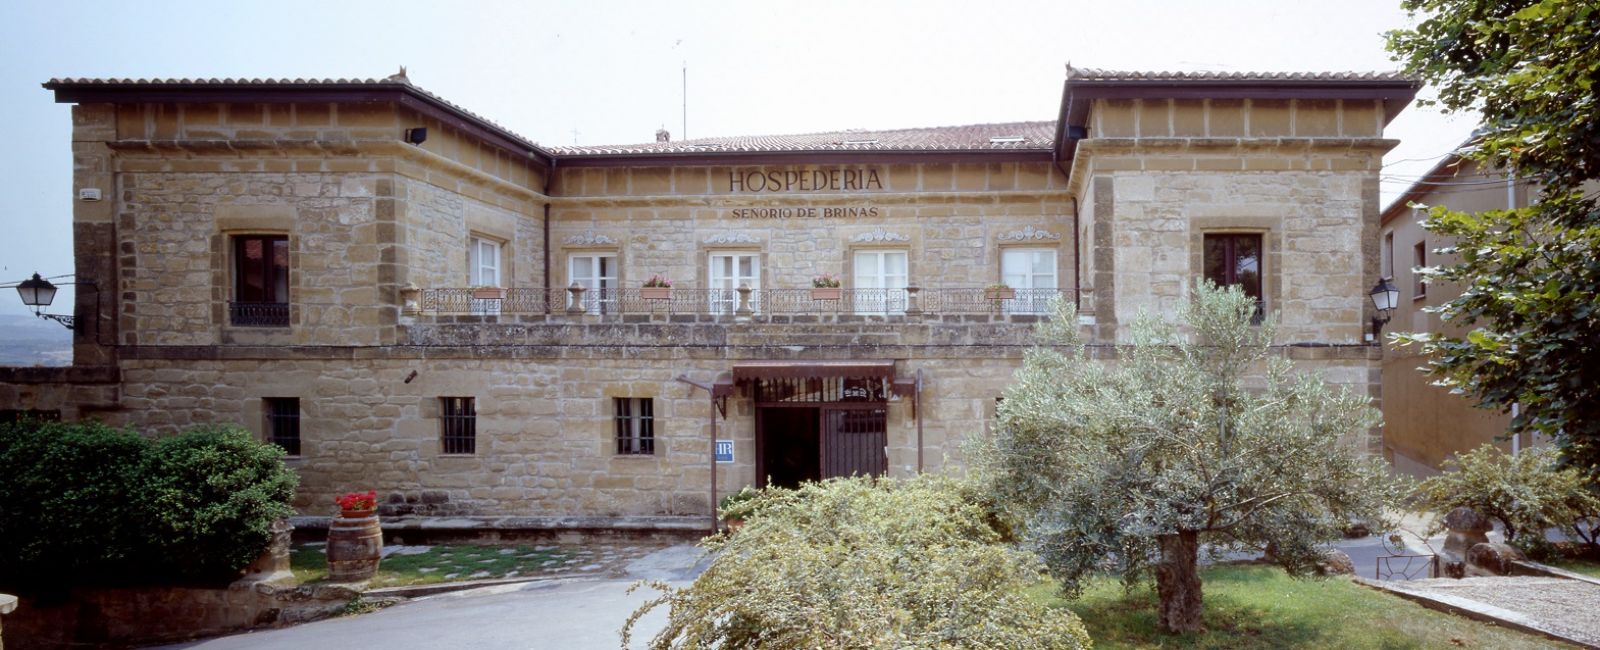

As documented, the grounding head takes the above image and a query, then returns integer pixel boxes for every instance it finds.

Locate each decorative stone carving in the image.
[850,228,910,243]
[564,229,617,246]
[705,232,760,245]
[998,225,1061,241]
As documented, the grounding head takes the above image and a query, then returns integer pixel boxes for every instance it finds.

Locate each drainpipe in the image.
[543,159,555,293]
[1051,147,1081,311]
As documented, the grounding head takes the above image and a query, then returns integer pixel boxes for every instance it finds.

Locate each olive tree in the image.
[970,281,1401,633]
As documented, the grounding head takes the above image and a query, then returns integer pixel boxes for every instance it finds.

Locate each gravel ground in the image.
[1406,576,1600,645]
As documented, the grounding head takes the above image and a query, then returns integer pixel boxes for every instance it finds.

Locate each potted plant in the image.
[471,285,507,300]
[985,283,1016,300]
[641,275,673,300]
[811,274,842,300]
[335,490,378,517]
[719,486,762,533]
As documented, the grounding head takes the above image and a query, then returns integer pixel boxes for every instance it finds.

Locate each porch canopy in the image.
[726,360,914,400]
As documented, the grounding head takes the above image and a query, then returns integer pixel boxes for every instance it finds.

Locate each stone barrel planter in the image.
[327,510,382,582]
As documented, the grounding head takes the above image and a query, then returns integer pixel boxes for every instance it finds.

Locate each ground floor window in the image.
[263,397,301,456]
[440,397,476,454]
[615,397,654,455]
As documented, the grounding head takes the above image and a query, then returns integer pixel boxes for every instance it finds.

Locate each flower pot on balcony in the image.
[810,287,842,300]
[471,287,507,300]
[641,287,672,300]
[985,287,1016,300]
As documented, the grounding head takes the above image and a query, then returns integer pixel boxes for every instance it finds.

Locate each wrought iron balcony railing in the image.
[413,287,1072,318]
[229,301,290,327]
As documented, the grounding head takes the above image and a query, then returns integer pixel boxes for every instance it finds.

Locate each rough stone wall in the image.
[547,162,1075,293]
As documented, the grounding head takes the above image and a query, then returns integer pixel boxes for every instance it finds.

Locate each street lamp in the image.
[12,273,74,329]
[1368,277,1400,342]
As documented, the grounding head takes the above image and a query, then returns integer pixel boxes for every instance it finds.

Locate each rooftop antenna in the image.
[570,127,580,145]
[675,39,687,140]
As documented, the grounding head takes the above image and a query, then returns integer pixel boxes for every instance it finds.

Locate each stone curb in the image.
[1353,577,1600,650]
[360,572,606,599]
[292,515,713,534]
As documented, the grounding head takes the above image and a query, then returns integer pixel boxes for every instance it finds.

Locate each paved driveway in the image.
[158,545,710,650]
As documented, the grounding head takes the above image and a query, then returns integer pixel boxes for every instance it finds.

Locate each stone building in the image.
[1,67,1418,528]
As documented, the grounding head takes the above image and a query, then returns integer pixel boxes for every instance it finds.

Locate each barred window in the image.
[440,397,476,454]
[614,398,654,455]
[263,398,301,456]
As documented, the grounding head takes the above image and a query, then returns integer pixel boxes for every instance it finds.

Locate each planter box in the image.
[810,287,842,300]
[985,287,1016,300]
[640,287,672,300]
[471,287,507,300]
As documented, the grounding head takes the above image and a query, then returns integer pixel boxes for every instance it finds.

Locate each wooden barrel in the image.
[326,513,382,582]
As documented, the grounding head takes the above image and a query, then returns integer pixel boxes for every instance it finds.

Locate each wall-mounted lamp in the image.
[1368,277,1400,342]
[405,127,428,146]
[11,273,76,329]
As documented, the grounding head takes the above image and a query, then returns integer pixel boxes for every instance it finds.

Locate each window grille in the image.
[264,398,301,456]
[614,397,654,455]
[441,397,477,454]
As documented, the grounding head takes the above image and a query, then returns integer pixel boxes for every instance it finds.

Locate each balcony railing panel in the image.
[415,287,1073,318]
[229,301,290,327]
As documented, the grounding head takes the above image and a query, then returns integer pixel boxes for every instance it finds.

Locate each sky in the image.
[0,0,1478,323]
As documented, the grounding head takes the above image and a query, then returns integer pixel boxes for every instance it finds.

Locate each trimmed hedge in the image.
[0,420,298,592]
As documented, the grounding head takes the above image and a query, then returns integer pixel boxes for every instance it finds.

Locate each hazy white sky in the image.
[0,0,1477,318]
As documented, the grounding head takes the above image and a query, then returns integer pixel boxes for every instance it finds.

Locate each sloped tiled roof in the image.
[549,121,1056,156]
[1065,67,1414,83]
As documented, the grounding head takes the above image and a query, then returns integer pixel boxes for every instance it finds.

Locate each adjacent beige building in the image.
[1379,151,1536,476]
[0,67,1418,528]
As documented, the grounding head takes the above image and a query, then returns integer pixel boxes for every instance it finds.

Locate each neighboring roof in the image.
[1064,68,1414,83]
[549,121,1055,156]
[42,74,552,167]
[1381,149,1471,226]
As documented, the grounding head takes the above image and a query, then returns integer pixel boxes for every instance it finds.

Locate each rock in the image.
[1441,507,1493,564]
[1343,522,1371,539]
[1315,549,1355,576]
[1443,560,1467,579]
[1467,542,1526,576]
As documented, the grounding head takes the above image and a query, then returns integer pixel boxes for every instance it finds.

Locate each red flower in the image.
[336,490,377,511]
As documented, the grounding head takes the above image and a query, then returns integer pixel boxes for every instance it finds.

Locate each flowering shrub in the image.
[811,274,840,288]
[336,490,378,511]
[642,275,673,288]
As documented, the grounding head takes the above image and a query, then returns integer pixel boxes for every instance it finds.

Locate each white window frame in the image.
[1001,247,1058,314]
[469,236,503,314]
[852,249,908,315]
[709,252,760,314]
[569,253,619,314]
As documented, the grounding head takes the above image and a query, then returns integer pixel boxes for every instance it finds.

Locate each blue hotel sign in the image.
[715,440,735,464]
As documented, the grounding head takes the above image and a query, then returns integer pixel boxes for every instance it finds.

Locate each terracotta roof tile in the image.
[1064,66,1414,83]
[550,121,1056,156]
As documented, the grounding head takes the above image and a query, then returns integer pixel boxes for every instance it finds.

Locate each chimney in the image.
[655,128,671,143]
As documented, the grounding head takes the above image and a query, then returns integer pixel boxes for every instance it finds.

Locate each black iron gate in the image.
[821,407,888,478]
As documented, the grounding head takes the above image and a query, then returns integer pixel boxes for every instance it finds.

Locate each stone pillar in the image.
[400,284,421,315]
[904,286,922,317]
[237,518,295,585]
[71,104,120,367]
[735,284,753,318]
[1440,507,1493,578]
[566,283,587,316]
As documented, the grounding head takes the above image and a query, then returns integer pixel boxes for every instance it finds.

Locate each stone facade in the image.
[1,71,1417,526]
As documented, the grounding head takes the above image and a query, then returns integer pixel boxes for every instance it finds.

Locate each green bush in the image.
[622,475,1091,650]
[1414,444,1600,557]
[0,420,298,592]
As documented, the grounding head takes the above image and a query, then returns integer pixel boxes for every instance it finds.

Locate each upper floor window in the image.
[709,252,759,314]
[569,253,618,314]
[1413,241,1427,299]
[440,397,476,455]
[615,397,654,455]
[264,397,301,457]
[469,236,502,287]
[1001,248,1058,314]
[853,250,908,315]
[232,235,289,327]
[1202,233,1263,320]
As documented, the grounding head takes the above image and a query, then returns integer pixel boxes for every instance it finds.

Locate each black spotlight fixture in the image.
[405,127,428,145]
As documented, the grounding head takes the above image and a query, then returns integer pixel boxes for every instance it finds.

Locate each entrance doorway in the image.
[757,405,887,489]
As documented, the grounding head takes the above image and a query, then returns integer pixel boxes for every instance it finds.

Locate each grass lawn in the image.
[1031,564,1572,649]
[290,544,575,588]
[1547,558,1600,579]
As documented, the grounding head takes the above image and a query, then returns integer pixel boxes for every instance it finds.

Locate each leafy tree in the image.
[1413,444,1600,556]
[1387,0,1600,475]
[621,475,1091,650]
[970,283,1400,633]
